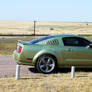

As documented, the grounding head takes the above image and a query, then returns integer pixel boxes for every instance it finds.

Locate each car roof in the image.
[37,34,79,40]
[48,34,78,37]
[26,34,79,44]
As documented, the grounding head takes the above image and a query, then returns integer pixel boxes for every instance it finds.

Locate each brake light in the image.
[18,46,22,53]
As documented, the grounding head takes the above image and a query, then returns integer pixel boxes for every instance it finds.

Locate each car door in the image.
[61,37,92,66]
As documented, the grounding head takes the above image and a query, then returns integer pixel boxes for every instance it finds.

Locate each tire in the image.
[35,55,57,74]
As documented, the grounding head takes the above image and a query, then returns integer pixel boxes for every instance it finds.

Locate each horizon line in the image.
[0,19,92,23]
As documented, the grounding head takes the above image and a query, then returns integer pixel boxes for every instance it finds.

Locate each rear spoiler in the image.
[18,40,36,45]
[18,40,27,45]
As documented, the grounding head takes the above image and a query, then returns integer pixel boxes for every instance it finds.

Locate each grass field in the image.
[0,72,92,92]
[0,20,92,35]
[0,41,16,56]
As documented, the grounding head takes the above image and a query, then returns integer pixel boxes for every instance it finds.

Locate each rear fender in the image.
[32,49,63,65]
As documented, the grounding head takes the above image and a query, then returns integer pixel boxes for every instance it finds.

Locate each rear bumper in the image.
[13,50,22,64]
[13,50,34,65]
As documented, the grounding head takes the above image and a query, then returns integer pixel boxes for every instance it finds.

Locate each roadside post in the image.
[34,21,36,36]
[16,64,20,80]
[71,66,75,78]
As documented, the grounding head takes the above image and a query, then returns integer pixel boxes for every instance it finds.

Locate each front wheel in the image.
[35,55,57,74]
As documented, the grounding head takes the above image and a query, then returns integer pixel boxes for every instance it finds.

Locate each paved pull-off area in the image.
[0,56,34,77]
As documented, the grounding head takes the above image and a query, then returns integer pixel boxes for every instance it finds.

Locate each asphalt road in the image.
[0,56,36,77]
[0,38,32,42]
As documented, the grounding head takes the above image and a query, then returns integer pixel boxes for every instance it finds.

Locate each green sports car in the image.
[13,34,92,73]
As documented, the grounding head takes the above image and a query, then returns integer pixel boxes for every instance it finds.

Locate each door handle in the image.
[64,48,73,51]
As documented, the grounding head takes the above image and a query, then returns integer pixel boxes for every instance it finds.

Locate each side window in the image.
[62,37,90,47]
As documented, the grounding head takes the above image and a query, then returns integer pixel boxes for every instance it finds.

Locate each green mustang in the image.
[13,34,92,73]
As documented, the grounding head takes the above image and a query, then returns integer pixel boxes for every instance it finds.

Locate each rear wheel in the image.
[36,55,56,74]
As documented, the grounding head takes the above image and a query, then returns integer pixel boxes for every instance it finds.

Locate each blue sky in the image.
[0,0,92,22]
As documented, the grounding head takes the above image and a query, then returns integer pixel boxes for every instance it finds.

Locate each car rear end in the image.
[13,35,61,65]
[13,40,43,65]
[13,40,25,64]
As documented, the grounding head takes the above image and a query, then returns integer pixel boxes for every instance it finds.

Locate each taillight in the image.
[17,46,22,53]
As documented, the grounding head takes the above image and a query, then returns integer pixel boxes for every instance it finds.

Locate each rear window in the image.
[25,35,56,44]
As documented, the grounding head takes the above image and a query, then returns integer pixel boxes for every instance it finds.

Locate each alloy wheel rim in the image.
[39,56,55,73]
